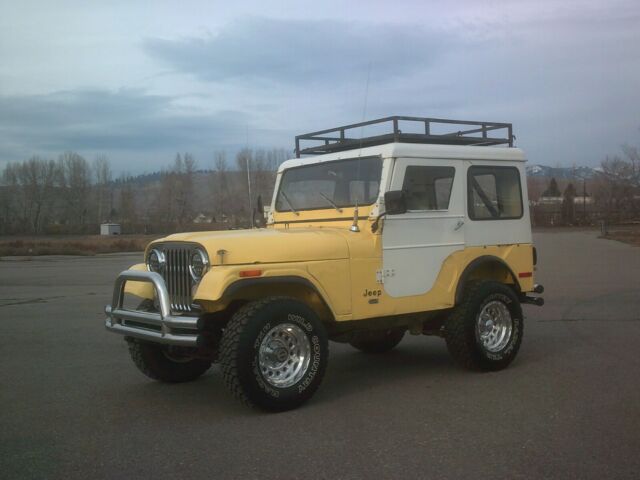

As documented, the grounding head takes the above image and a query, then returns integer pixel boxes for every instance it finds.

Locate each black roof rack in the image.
[295,115,514,158]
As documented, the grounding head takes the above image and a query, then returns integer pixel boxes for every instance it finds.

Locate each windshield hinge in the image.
[376,268,395,284]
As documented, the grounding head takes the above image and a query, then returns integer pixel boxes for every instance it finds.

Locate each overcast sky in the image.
[1,0,639,174]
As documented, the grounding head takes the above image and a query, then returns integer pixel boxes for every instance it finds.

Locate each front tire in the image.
[444,281,523,371]
[219,297,329,412]
[126,339,212,383]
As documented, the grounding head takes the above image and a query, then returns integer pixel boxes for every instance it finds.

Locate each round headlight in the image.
[147,248,165,272]
[189,249,209,280]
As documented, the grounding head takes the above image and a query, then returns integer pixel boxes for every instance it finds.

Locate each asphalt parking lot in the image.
[1,230,639,479]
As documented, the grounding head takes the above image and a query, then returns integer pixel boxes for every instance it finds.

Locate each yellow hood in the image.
[156,227,350,265]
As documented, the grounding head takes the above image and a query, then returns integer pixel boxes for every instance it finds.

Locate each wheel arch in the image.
[220,276,336,323]
[454,255,521,305]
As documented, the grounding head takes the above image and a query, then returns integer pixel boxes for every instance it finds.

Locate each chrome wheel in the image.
[259,323,311,388]
[476,300,513,353]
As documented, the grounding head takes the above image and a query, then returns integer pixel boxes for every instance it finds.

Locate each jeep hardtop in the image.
[105,116,544,411]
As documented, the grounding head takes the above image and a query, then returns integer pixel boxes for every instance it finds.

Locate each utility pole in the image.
[583,178,587,223]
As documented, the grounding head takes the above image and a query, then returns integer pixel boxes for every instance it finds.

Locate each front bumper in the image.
[104,270,203,347]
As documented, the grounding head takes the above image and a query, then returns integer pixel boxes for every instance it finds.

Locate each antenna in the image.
[245,124,254,228]
[350,63,372,234]
[357,62,372,158]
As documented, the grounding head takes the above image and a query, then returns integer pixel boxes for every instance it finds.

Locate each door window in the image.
[401,166,455,211]
[467,166,523,220]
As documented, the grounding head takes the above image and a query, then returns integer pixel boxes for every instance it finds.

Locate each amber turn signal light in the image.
[239,269,263,278]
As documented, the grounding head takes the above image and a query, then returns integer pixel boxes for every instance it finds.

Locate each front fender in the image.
[194,261,351,319]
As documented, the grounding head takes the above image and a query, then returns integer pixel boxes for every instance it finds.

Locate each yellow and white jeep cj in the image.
[105,116,544,411]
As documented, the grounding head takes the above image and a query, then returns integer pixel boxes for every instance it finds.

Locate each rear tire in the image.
[126,339,212,383]
[349,329,405,354]
[219,297,329,412]
[444,281,523,371]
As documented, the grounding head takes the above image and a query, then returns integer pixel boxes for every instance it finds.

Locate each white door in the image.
[382,158,466,297]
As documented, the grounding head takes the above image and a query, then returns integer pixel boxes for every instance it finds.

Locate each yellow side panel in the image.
[348,244,535,321]
[306,260,351,316]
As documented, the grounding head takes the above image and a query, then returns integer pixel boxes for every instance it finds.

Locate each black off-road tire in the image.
[219,297,329,412]
[349,329,405,354]
[444,281,523,371]
[126,339,212,383]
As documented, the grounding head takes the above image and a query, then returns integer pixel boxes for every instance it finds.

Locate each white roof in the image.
[279,142,526,172]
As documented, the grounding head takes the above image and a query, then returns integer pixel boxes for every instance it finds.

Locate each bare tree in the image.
[621,144,639,182]
[562,183,576,224]
[57,152,91,229]
[175,153,196,228]
[253,149,268,198]
[603,154,634,183]
[542,177,561,197]
[0,162,19,233]
[0,157,57,234]
[93,155,112,223]
[0,144,290,234]
[119,182,138,224]
[597,152,639,220]
[213,151,228,221]
[154,167,176,225]
[152,153,197,230]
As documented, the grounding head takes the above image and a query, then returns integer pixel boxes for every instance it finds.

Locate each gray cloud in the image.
[143,17,455,85]
[2,6,639,174]
[0,89,261,170]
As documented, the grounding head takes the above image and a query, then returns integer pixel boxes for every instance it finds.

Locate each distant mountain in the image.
[526,164,598,179]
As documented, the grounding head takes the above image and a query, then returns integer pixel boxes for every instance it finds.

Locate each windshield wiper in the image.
[280,191,299,215]
[318,192,342,212]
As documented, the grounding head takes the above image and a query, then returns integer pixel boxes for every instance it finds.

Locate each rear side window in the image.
[402,166,455,211]
[467,166,523,220]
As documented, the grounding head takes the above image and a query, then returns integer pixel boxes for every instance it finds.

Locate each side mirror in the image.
[384,190,407,215]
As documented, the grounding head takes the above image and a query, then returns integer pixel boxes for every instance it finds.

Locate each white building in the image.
[100,223,121,235]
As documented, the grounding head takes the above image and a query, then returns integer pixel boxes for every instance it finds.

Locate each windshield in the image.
[275,156,382,212]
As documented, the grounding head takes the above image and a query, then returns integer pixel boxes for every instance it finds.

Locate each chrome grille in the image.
[163,245,194,312]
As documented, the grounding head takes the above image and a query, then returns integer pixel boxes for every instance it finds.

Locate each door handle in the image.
[454,220,464,231]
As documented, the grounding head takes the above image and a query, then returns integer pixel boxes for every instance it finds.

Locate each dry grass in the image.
[601,224,640,247]
[0,235,159,257]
